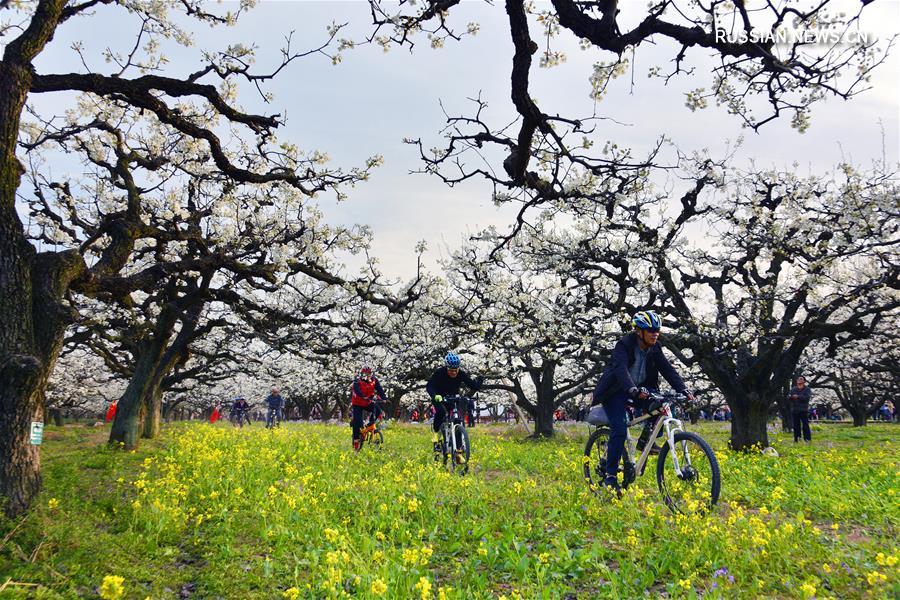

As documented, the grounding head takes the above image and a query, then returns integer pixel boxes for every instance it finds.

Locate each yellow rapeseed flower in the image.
[99,575,125,600]
[414,576,432,600]
[371,578,387,595]
[866,571,886,586]
[403,548,419,566]
[800,582,816,598]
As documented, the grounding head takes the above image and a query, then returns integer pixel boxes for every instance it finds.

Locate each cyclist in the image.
[426,351,483,454]
[231,396,250,426]
[265,386,284,429]
[591,311,694,494]
[350,365,387,451]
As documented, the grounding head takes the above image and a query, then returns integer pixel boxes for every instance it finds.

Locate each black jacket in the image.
[426,367,481,400]
[789,386,812,413]
[591,332,687,406]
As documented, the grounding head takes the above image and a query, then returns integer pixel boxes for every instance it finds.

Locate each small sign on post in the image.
[30,422,44,445]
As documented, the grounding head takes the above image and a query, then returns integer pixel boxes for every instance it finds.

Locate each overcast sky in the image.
[30,0,900,280]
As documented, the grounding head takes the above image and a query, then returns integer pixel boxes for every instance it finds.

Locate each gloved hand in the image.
[629,387,649,401]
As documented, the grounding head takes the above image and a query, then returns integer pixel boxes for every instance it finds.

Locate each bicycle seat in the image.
[586,405,609,426]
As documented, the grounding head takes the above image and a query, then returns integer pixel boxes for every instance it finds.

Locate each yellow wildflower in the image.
[677,578,691,590]
[282,587,300,600]
[99,575,125,600]
[371,578,387,595]
[866,571,886,586]
[800,582,816,598]
[403,548,419,566]
[414,576,432,600]
[47,498,59,510]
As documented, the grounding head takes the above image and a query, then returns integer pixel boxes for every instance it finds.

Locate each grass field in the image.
[0,420,897,599]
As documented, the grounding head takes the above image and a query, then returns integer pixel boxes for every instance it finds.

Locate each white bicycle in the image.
[433,396,472,475]
[583,392,721,514]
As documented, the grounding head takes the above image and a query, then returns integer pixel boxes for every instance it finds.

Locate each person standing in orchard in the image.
[789,376,813,443]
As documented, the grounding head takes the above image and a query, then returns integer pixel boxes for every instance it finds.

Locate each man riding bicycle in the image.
[265,386,285,429]
[591,311,694,494]
[426,352,483,454]
[231,396,250,425]
[350,365,386,451]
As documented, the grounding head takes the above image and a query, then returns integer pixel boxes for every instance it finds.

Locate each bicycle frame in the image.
[624,404,686,477]
[360,418,381,442]
[441,397,469,461]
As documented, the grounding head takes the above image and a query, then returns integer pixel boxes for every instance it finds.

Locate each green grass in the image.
[1,421,897,599]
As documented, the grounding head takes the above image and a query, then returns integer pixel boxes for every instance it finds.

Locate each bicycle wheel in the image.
[369,429,384,450]
[583,427,610,492]
[656,431,720,514]
[444,424,470,475]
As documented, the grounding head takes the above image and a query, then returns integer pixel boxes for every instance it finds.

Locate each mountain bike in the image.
[265,406,282,429]
[359,404,385,450]
[433,396,472,475]
[230,409,252,428]
[583,392,720,514]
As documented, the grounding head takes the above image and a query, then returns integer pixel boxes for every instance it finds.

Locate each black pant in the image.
[351,403,382,441]
[793,411,811,441]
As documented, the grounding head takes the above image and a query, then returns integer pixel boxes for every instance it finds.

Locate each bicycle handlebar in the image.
[647,391,688,403]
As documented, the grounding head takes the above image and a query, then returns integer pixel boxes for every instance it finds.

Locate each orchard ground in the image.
[0,421,897,599]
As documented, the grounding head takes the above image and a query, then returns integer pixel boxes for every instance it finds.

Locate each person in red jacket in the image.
[350,365,387,451]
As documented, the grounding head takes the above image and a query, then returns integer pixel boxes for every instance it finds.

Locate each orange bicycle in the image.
[359,407,385,450]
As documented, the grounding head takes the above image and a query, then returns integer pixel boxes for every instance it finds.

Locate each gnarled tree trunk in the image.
[728,391,770,450]
[0,0,78,517]
[109,306,178,449]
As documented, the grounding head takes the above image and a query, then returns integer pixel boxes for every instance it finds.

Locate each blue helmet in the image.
[632,310,662,331]
[444,351,461,368]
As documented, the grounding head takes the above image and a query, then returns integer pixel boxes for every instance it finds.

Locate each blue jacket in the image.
[265,393,284,410]
[591,333,687,406]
